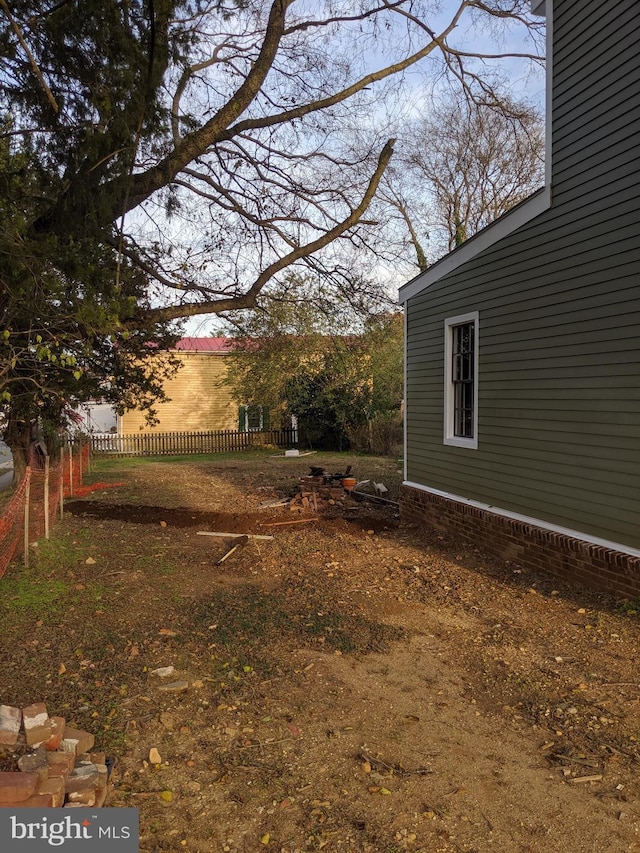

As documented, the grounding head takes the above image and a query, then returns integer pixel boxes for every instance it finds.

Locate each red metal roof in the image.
[174,337,232,353]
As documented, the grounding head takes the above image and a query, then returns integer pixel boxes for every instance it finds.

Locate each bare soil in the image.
[2,451,640,853]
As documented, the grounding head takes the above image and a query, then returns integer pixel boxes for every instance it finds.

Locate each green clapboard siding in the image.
[405,0,640,551]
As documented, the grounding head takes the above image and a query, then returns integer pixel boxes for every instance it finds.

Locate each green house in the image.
[399,0,640,597]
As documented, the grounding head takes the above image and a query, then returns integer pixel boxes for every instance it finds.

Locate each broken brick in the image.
[95,764,109,807]
[0,705,22,746]
[22,703,54,747]
[37,777,66,807]
[19,792,55,807]
[0,772,39,804]
[60,726,94,755]
[64,762,99,794]
[66,789,96,806]
[43,716,66,751]
[17,746,48,780]
[1,702,107,809]
[46,751,75,777]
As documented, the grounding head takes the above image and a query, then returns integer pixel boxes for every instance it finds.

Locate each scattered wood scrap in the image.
[270,450,317,458]
[352,490,399,507]
[262,517,319,528]
[552,752,601,769]
[216,535,249,565]
[197,531,274,541]
[358,747,432,778]
[569,775,603,784]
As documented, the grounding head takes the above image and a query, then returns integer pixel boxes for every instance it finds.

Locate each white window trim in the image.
[444,311,479,449]
[241,404,264,432]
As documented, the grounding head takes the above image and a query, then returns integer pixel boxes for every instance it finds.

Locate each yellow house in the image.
[118,337,239,433]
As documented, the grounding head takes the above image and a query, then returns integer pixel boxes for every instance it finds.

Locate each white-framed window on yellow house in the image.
[443,311,478,449]
[239,405,269,432]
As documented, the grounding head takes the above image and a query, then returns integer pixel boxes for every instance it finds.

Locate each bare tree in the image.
[3,0,544,321]
[399,91,545,257]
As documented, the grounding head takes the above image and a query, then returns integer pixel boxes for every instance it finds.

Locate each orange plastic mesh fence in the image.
[0,442,90,578]
[0,469,31,580]
[61,442,90,496]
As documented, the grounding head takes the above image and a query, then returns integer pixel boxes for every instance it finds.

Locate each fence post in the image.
[23,472,31,568]
[59,445,65,518]
[68,442,74,496]
[44,456,50,540]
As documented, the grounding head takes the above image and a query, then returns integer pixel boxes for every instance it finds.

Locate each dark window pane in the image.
[451,321,475,439]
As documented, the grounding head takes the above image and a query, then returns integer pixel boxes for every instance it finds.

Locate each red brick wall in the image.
[400,484,640,599]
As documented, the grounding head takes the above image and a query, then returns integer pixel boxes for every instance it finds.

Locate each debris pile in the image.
[0,703,109,808]
[289,465,359,513]
[258,465,395,516]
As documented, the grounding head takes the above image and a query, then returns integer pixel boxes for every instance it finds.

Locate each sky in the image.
[175,1,547,338]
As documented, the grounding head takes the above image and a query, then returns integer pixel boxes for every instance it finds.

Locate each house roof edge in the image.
[174,336,232,353]
[398,185,551,305]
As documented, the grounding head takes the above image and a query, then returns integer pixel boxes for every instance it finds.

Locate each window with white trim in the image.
[444,311,479,449]
[239,405,268,432]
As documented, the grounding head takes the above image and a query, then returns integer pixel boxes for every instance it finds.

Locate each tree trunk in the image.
[3,413,32,486]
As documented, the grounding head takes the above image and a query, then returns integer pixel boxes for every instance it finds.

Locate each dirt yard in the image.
[1,451,640,852]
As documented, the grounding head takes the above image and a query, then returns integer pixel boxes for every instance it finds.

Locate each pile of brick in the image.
[290,471,358,513]
[0,703,109,808]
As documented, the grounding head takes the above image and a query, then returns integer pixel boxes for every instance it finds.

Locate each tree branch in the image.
[145,138,396,321]
[0,0,58,113]
[125,0,294,212]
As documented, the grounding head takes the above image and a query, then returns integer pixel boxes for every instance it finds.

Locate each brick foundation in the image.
[400,484,640,599]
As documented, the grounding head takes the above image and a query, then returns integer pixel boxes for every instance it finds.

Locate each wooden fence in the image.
[89,428,298,457]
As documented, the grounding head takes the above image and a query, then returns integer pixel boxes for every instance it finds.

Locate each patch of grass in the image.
[299,609,402,654]
[617,598,640,616]
[187,585,404,657]
[0,566,70,613]
[192,587,289,646]
[91,450,277,474]
[0,532,106,621]
[129,552,176,576]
